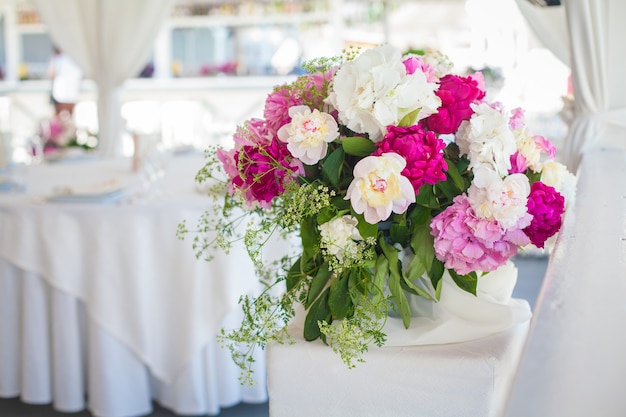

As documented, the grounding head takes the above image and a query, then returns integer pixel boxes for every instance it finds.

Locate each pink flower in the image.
[264,70,334,136]
[430,195,525,275]
[373,124,447,193]
[231,138,304,209]
[509,151,527,173]
[233,118,272,147]
[534,135,556,159]
[264,86,301,136]
[425,74,485,134]
[402,56,437,82]
[346,153,415,224]
[523,182,565,248]
[509,107,526,130]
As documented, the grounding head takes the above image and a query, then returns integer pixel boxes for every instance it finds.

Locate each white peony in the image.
[319,215,362,261]
[456,102,517,176]
[345,152,416,224]
[514,130,542,171]
[325,45,440,142]
[277,105,339,165]
[541,160,577,206]
[467,166,531,229]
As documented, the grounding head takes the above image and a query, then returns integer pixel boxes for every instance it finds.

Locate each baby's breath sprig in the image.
[217,273,308,386]
[318,296,390,368]
[278,182,335,229]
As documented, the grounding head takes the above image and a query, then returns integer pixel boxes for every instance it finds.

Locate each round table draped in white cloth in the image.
[0,154,270,416]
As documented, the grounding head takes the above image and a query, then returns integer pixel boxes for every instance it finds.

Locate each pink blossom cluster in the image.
[430,195,531,275]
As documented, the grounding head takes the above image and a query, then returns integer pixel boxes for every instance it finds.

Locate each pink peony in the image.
[425,74,485,135]
[430,195,524,275]
[373,125,448,193]
[229,138,303,209]
[233,118,272,147]
[264,87,302,136]
[523,182,565,248]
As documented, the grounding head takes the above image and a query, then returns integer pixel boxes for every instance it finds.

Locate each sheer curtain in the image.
[514,0,626,172]
[31,0,174,156]
[561,0,626,171]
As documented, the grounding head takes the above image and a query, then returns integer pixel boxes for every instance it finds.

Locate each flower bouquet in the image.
[179,44,575,384]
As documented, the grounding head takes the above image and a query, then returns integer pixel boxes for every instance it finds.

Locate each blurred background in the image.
[0,0,570,159]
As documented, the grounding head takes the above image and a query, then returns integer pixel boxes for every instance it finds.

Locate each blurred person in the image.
[47,46,83,117]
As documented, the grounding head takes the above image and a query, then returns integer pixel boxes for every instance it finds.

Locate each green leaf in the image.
[322,147,344,187]
[449,270,478,296]
[398,108,420,127]
[406,254,425,282]
[329,273,352,319]
[355,212,378,240]
[434,277,443,301]
[304,288,331,341]
[444,158,466,191]
[410,222,435,275]
[436,178,458,200]
[401,275,435,301]
[379,237,411,328]
[341,136,376,156]
[407,204,431,226]
[286,255,305,291]
[300,217,320,259]
[348,268,370,308]
[429,259,444,292]
[390,222,410,247]
[371,254,388,305]
[306,263,332,307]
[415,185,439,209]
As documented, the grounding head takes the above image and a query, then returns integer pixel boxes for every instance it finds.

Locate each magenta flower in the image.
[509,151,528,174]
[430,195,524,275]
[425,74,485,135]
[231,138,304,209]
[523,182,565,248]
[373,125,448,193]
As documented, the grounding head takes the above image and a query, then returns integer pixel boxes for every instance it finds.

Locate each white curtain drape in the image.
[31,0,174,156]
[514,0,570,66]
[561,0,626,171]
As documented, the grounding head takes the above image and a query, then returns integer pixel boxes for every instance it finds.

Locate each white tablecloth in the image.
[0,154,270,416]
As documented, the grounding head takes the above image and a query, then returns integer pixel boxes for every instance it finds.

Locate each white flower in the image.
[514,130,542,171]
[456,102,517,176]
[319,215,362,261]
[345,152,415,224]
[467,166,531,229]
[326,45,440,142]
[277,105,339,165]
[541,160,577,206]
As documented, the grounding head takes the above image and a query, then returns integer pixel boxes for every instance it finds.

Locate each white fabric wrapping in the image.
[382,261,531,346]
[0,155,275,415]
[31,0,174,156]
